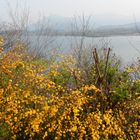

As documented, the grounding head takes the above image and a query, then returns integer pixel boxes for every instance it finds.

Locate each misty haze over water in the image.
[28,35,140,64]
[1,0,140,64]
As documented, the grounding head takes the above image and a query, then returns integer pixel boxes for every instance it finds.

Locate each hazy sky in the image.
[1,0,140,24]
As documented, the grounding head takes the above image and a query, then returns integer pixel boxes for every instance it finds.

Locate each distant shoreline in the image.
[1,30,140,38]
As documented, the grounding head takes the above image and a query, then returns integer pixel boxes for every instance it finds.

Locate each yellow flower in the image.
[71,126,77,132]
[0,36,5,46]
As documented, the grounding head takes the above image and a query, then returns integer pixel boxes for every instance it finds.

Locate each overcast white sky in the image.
[1,0,140,24]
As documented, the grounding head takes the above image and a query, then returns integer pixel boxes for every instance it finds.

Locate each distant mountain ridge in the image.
[29,16,140,37]
[97,22,140,31]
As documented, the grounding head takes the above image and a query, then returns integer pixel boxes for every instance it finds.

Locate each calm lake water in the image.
[29,35,140,64]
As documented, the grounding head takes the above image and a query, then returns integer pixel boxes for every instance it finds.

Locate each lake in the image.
[28,35,140,64]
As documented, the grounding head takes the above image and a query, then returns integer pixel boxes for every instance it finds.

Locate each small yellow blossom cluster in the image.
[0,36,5,46]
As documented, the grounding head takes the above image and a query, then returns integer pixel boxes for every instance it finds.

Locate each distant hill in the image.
[29,16,72,33]
[28,16,140,37]
[94,23,140,36]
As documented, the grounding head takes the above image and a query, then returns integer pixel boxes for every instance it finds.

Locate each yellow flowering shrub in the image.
[0,38,139,139]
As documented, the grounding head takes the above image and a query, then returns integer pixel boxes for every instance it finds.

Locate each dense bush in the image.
[0,36,139,139]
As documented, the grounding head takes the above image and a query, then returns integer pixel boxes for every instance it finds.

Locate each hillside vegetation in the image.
[0,36,139,140]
